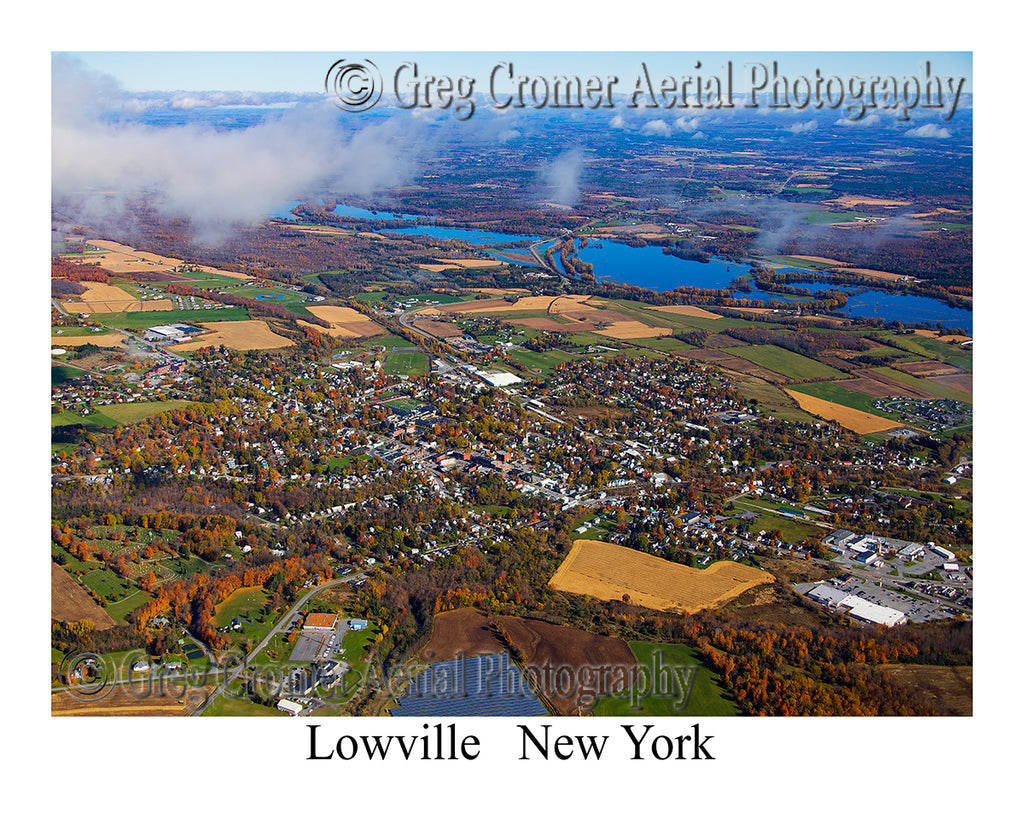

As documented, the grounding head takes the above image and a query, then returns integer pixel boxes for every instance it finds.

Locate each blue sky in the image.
[64,51,972,95]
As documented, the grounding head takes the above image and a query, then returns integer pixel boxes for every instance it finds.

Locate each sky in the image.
[64,51,972,95]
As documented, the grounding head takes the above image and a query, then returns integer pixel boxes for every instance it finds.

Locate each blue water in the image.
[267,200,971,331]
[749,279,973,333]
[254,293,286,301]
[575,241,747,291]
[381,224,542,245]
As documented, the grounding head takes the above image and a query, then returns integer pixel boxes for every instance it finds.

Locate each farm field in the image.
[52,686,215,716]
[101,306,250,329]
[595,320,674,339]
[52,562,116,628]
[62,281,174,314]
[650,304,723,319]
[302,305,385,338]
[787,381,903,419]
[729,344,844,381]
[174,320,294,351]
[549,539,775,615]
[101,400,194,424]
[51,332,125,348]
[872,366,973,404]
[592,641,739,717]
[420,607,636,715]
[783,388,903,434]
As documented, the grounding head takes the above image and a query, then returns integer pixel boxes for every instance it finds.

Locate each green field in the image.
[787,381,902,419]
[213,587,270,628]
[200,695,287,716]
[52,363,87,386]
[383,351,430,377]
[104,589,154,624]
[81,568,133,601]
[102,400,195,424]
[510,348,576,375]
[731,501,823,543]
[101,306,250,329]
[592,641,738,717]
[730,344,844,381]
[52,408,119,429]
[872,366,973,404]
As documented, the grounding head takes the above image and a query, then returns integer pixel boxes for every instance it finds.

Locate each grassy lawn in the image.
[104,589,153,624]
[592,641,738,717]
[730,502,823,543]
[729,344,844,381]
[51,363,88,386]
[510,348,576,375]
[101,306,250,329]
[81,568,134,601]
[52,408,119,429]
[213,587,270,628]
[201,694,287,716]
[100,400,195,424]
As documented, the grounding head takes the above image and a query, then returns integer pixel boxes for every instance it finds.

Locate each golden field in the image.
[549,539,775,615]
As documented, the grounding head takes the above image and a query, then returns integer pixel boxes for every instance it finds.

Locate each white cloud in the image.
[905,123,952,138]
[640,119,672,136]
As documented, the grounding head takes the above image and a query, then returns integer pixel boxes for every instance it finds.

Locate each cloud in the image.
[609,113,627,129]
[836,113,881,127]
[537,149,585,207]
[905,123,952,138]
[674,116,701,132]
[51,55,418,243]
[640,119,672,136]
[786,121,818,134]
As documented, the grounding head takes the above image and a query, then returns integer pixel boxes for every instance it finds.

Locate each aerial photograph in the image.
[49,48,977,728]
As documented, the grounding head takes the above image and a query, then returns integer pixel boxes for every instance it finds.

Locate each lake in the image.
[269,203,972,332]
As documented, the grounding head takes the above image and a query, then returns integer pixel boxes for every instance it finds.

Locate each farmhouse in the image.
[304,612,339,631]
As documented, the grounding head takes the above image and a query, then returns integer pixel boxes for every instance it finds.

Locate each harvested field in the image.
[444,294,593,315]
[52,563,116,629]
[650,304,723,319]
[595,320,673,339]
[929,374,973,396]
[896,360,963,377]
[549,539,775,615]
[421,607,636,715]
[472,287,529,296]
[62,281,174,314]
[835,375,922,399]
[784,388,902,433]
[913,329,973,343]
[51,333,125,348]
[843,267,909,282]
[826,195,911,207]
[436,258,505,268]
[301,305,384,338]
[787,255,844,266]
[863,369,938,399]
[77,240,251,280]
[727,306,777,315]
[509,316,588,332]
[174,320,294,351]
[878,664,972,716]
[51,685,215,716]
[413,319,464,337]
